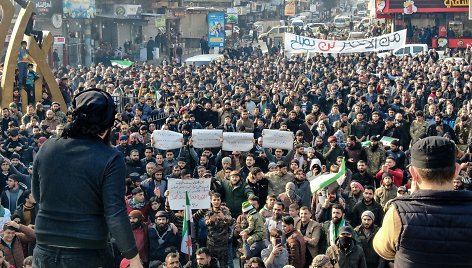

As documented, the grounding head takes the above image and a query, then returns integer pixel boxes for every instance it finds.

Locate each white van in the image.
[290,19,304,28]
[185,54,224,67]
[377,44,428,58]
[333,16,350,28]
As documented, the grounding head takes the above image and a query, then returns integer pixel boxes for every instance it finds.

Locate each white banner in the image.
[191,129,223,148]
[262,129,294,150]
[168,179,211,210]
[152,130,183,150]
[222,132,254,152]
[284,29,407,54]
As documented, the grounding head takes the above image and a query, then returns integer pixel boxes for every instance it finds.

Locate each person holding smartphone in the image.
[261,228,288,268]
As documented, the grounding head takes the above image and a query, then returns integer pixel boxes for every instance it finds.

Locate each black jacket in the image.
[32,136,138,259]
[393,190,472,268]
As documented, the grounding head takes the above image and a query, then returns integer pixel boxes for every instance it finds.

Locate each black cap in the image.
[129,172,141,182]
[339,226,354,236]
[71,89,116,129]
[411,136,456,169]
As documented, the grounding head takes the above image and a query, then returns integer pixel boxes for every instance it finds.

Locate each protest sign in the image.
[168,179,211,210]
[262,129,294,150]
[284,29,407,54]
[191,129,223,148]
[152,130,183,150]
[222,132,254,151]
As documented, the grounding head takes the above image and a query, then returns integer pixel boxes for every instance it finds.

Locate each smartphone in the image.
[275,238,282,245]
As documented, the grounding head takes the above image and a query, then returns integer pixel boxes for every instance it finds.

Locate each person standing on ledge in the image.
[373,136,472,268]
[32,89,142,267]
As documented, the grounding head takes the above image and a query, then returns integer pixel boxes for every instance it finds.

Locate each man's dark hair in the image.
[8,174,19,182]
[282,216,294,226]
[210,192,221,199]
[274,201,285,210]
[131,187,143,195]
[332,204,345,213]
[195,247,211,256]
[415,166,456,184]
[364,185,375,192]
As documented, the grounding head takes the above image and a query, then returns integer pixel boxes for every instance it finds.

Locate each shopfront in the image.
[375,0,471,48]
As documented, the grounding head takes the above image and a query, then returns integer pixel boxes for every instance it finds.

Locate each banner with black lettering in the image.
[284,29,407,54]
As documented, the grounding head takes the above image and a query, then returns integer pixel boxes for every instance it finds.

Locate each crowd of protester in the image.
[1,45,472,268]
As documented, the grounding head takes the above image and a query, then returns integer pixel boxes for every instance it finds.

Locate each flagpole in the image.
[185,191,191,261]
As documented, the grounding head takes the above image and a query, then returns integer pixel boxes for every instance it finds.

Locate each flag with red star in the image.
[180,191,193,255]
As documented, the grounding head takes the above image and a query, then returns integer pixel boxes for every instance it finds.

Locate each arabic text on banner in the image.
[191,129,223,148]
[262,129,294,150]
[284,29,407,54]
[222,132,254,152]
[168,179,211,210]
[152,130,183,150]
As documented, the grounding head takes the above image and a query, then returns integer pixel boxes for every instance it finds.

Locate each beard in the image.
[157,223,168,231]
[131,221,142,230]
[332,216,341,224]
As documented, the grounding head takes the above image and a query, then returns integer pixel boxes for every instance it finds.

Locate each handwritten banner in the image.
[152,130,183,150]
[168,179,211,210]
[222,132,254,152]
[284,29,407,54]
[262,129,294,150]
[192,129,223,148]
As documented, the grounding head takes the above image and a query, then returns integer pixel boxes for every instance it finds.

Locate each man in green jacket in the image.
[220,171,254,218]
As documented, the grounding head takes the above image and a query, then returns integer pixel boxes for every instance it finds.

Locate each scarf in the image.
[329,217,346,246]
[128,198,145,210]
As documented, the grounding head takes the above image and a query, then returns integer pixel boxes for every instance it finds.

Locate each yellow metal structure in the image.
[0,1,66,111]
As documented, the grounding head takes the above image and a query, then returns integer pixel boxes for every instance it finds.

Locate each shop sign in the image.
[386,0,469,13]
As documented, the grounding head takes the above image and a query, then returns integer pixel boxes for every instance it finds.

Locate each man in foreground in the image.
[373,136,472,267]
[32,89,142,267]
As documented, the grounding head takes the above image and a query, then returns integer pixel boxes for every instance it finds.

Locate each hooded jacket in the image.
[326,237,367,268]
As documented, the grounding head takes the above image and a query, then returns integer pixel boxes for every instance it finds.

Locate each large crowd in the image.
[0,45,472,268]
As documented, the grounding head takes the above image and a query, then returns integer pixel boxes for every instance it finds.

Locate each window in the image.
[394,48,405,55]
[412,46,424,54]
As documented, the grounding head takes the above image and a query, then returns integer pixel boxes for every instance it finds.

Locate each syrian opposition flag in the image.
[181,191,193,255]
[309,159,346,193]
[110,60,134,69]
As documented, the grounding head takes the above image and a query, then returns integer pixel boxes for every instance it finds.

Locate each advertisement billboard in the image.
[63,0,96,18]
[208,12,225,48]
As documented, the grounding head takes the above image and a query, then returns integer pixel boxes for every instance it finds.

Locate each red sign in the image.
[438,26,447,37]
[54,36,65,45]
[432,37,472,48]
[385,0,469,13]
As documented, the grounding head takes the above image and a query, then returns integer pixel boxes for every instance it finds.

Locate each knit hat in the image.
[350,181,364,192]
[361,210,375,222]
[382,172,392,179]
[339,226,354,236]
[311,255,330,268]
[222,157,232,164]
[242,201,254,213]
[411,136,456,169]
[129,210,145,222]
